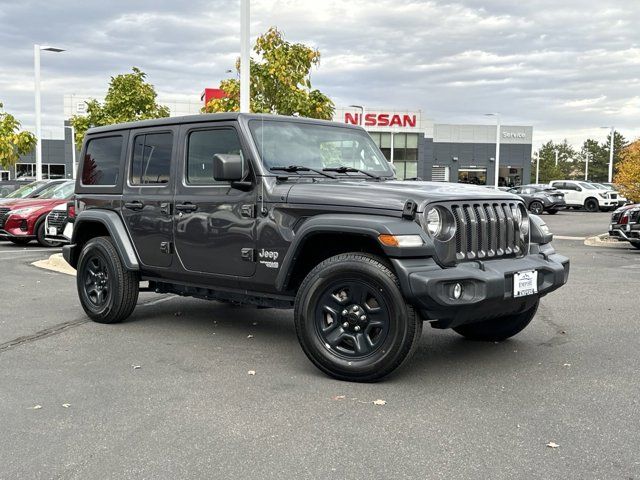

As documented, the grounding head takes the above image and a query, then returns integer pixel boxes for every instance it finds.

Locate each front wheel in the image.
[529,201,544,215]
[8,237,31,246]
[36,219,62,247]
[631,242,640,250]
[453,300,539,341]
[77,236,139,324]
[546,209,558,215]
[584,198,599,212]
[294,253,422,382]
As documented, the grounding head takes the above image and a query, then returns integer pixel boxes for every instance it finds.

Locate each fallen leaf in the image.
[546,442,560,448]
[247,334,254,339]
[30,405,42,410]
[62,404,71,408]
[373,399,386,406]
[247,370,256,376]
[331,395,346,401]
[563,363,571,367]
[132,365,141,370]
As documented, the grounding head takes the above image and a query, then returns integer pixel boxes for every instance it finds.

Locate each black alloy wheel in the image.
[35,218,62,247]
[631,242,640,250]
[8,237,31,245]
[584,198,599,212]
[294,253,422,382]
[529,201,544,215]
[547,209,558,215]
[77,236,139,324]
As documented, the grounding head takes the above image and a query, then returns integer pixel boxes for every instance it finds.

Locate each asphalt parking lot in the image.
[1,210,639,479]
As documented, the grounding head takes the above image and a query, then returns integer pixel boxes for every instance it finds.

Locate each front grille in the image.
[47,211,68,229]
[450,202,522,261]
[610,193,618,200]
[0,207,9,229]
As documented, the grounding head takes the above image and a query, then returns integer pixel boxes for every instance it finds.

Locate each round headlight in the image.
[425,208,442,237]
[514,204,529,237]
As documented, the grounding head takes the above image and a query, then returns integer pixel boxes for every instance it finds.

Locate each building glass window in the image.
[15,163,66,180]
[458,167,487,185]
[368,132,419,180]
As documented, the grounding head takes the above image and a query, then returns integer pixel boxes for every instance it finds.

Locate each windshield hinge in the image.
[402,200,417,220]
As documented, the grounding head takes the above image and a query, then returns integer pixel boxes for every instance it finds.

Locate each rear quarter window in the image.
[82,136,123,186]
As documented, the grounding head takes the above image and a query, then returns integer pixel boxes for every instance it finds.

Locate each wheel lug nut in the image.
[342,309,348,316]
[342,322,349,328]
[354,326,361,332]
[352,306,358,312]
[360,315,366,321]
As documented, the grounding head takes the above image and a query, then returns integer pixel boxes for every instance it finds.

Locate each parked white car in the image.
[591,182,628,206]
[44,201,74,245]
[549,180,618,212]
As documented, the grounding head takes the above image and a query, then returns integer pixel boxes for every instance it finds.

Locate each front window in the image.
[579,182,596,190]
[5,181,45,199]
[40,182,74,199]
[249,120,393,176]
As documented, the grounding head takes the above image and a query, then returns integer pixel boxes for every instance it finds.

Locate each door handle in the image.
[175,203,198,213]
[124,201,144,211]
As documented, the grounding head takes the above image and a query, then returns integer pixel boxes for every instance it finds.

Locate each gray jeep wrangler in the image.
[64,113,569,382]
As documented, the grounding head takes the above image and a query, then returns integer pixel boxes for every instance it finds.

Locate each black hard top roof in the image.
[86,113,361,135]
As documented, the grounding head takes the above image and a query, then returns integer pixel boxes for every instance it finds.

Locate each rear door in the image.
[173,122,257,277]
[121,127,177,268]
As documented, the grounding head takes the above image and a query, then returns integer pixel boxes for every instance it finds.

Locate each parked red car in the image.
[0,181,74,246]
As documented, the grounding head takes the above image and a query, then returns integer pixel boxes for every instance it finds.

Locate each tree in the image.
[614,140,640,202]
[0,102,36,170]
[531,140,577,183]
[70,67,169,148]
[204,27,334,120]
[578,131,627,182]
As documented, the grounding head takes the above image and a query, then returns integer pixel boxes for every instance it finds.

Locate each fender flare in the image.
[275,213,432,291]
[64,209,139,270]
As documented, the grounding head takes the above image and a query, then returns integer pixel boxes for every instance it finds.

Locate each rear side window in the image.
[82,136,123,186]
[130,132,173,185]
[187,128,242,185]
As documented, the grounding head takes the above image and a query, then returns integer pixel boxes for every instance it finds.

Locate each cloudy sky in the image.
[1,0,638,149]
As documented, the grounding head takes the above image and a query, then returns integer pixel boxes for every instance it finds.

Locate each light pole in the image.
[239,0,250,113]
[349,104,365,127]
[64,125,76,179]
[601,126,615,183]
[584,151,590,181]
[535,153,540,184]
[485,113,501,188]
[554,149,559,167]
[34,44,65,181]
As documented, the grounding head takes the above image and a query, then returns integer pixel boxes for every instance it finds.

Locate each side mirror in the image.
[213,154,244,182]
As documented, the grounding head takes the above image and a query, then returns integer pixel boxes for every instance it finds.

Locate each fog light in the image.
[452,282,463,299]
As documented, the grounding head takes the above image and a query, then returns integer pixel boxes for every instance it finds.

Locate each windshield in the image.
[40,182,74,199]
[592,183,610,190]
[579,182,596,190]
[5,181,45,199]
[249,120,393,176]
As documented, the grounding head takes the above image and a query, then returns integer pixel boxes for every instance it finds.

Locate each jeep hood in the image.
[285,180,521,212]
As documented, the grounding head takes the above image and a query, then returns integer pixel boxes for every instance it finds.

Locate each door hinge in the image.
[160,242,173,254]
[160,202,172,215]
[241,204,256,218]
[241,248,256,262]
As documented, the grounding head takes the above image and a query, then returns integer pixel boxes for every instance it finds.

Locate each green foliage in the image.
[531,140,577,183]
[577,131,627,182]
[204,27,334,120]
[0,102,37,170]
[70,67,169,148]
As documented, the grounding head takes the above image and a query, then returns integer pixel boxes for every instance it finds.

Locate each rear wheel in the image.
[546,209,558,215]
[631,242,640,250]
[8,237,31,246]
[294,253,422,382]
[453,301,539,341]
[77,236,139,324]
[529,201,544,215]
[36,218,62,247]
[584,198,599,212]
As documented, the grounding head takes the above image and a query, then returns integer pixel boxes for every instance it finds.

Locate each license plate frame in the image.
[513,270,538,298]
[48,227,57,236]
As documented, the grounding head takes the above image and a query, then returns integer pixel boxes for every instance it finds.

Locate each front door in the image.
[121,127,176,268]
[173,123,257,277]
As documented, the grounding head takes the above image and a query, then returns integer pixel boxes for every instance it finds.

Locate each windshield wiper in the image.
[322,166,381,180]
[270,165,336,179]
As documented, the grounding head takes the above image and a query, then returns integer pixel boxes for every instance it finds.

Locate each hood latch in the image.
[402,199,417,220]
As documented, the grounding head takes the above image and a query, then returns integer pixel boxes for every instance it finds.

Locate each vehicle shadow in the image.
[125,296,541,383]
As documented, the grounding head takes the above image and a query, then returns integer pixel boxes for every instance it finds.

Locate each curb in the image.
[32,253,77,276]
[584,234,628,248]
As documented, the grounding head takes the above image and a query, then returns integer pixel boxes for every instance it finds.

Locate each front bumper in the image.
[391,245,570,329]
[543,198,566,210]
[609,224,640,242]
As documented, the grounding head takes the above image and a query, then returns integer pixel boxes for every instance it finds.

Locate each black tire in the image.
[453,300,539,341]
[631,242,640,250]
[35,217,62,247]
[8,237,31,246]
[529,201,544,215]
[546,209,558,215]
[584,198,599,212]
[77,236,139,324]
[294,253,422,382]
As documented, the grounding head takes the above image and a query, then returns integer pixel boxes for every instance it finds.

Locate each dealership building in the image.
[4,95,532,187]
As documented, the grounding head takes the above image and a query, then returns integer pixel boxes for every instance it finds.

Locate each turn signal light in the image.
[378,234,424,247]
